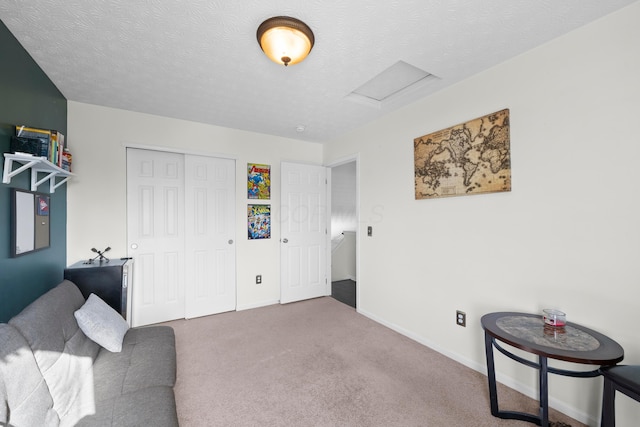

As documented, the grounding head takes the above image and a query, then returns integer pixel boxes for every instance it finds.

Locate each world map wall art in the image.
[414,109,511,200]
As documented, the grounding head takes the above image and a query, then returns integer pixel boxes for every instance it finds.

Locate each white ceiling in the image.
[0,1,636,143]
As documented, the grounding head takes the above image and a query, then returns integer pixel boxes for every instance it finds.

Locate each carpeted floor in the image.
[164,297,587,427]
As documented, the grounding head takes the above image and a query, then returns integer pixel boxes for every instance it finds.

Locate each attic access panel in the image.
[348,61,439,107]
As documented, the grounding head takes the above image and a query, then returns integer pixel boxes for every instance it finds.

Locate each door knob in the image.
[228,239,234,244]
[282,238,288,243]
[131,243,138,249]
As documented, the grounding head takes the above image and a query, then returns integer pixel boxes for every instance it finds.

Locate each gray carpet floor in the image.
[164,297,587,426]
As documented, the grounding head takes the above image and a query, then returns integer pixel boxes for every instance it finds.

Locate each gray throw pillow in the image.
[74,293,129,352]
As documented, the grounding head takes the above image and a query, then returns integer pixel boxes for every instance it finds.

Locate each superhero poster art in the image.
[247,163,270,199]
[248,204,271,240]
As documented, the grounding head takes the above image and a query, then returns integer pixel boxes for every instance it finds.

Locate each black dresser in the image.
[64,259,133,324]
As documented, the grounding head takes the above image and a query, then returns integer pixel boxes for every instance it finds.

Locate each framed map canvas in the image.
[247,163,271,199]
[414,109,511,199]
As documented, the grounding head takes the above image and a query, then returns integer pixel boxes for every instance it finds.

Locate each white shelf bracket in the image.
[2,153,73,193]
[2,156,39,184]
[52,176,71,192]
[32,169,57,192]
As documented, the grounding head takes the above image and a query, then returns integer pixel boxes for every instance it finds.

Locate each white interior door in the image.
[184,155,236,318]
[280,162,328,304]
[127,148,185,326]
[127,148,236,326]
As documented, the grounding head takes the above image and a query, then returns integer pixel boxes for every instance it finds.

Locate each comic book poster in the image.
[248,204,271,240]
[248,163,271,199]
[36,195,49,216]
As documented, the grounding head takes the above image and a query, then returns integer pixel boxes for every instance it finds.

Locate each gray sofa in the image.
[0,280,178,426]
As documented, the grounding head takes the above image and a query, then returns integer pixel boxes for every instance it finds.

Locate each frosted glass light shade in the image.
[257,17,314,67]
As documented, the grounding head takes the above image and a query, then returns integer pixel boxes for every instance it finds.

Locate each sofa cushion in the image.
[71,386,178,427]
[75,293,130,352]
[0,323,59,426]
[9,280,100,421]
[91,326,177,401]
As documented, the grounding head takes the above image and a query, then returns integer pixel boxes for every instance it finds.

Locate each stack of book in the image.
[11,125,72,172]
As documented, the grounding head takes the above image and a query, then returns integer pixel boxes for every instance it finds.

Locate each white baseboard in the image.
[236,299,279,311]
[356,308,595,426]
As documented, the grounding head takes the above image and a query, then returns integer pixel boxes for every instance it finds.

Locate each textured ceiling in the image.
[0,1,636,143]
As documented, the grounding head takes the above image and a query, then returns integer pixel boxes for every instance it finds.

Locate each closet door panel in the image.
[127,148,186,327]
[184,155,236,319]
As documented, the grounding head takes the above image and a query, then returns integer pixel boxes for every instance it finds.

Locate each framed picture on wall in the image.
[414,108,511,199]
[247,204,271,240]
[10,188,50,257]
[247,163,271,199]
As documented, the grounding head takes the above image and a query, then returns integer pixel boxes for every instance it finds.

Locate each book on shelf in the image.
[61,148,72,172]
[49,130,64,166]
[10,136,48,158]
[14,126,51,158]
[14,125,68,168]
[57,132,65,168]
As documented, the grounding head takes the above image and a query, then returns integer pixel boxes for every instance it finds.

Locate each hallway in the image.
[331,279,356,308]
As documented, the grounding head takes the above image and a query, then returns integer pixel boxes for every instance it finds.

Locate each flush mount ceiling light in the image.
[257,16,314,67]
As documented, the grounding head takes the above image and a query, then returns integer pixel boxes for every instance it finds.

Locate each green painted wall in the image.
[0,19,68,322]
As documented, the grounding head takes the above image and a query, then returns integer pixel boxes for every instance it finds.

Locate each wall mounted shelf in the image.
[2,153,73,193]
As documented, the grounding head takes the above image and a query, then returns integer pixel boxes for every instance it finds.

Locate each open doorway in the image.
[330,160,357,308]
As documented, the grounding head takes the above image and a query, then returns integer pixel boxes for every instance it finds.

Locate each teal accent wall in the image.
[0,19,68,322]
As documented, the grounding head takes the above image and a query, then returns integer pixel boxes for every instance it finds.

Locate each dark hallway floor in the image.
[331,279,356,308]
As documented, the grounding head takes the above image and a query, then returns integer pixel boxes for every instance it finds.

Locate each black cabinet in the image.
[64,259,133,324]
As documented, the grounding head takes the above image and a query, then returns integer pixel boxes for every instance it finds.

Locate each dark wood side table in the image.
[481,312,624,427]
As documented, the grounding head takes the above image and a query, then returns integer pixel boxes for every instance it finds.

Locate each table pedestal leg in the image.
[539,356,549,427]
[484,331,500,416]
[484,331,548,425]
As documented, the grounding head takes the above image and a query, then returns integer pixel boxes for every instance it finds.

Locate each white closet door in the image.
[127,148,186,326]
[127,149,236,326]
[184,155,236,318]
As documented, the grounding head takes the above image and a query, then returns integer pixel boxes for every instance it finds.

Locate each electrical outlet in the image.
[456,310,466,327]
[256,275,262,284]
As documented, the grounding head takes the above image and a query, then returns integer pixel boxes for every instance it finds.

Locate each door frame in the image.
[123,142,237,162]
[327,154,360,311]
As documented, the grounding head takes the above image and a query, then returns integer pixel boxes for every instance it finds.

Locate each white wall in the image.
[331,161,357,239]
[66,102,322,310]
[332,231,356,281]
[324,2,640,425]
